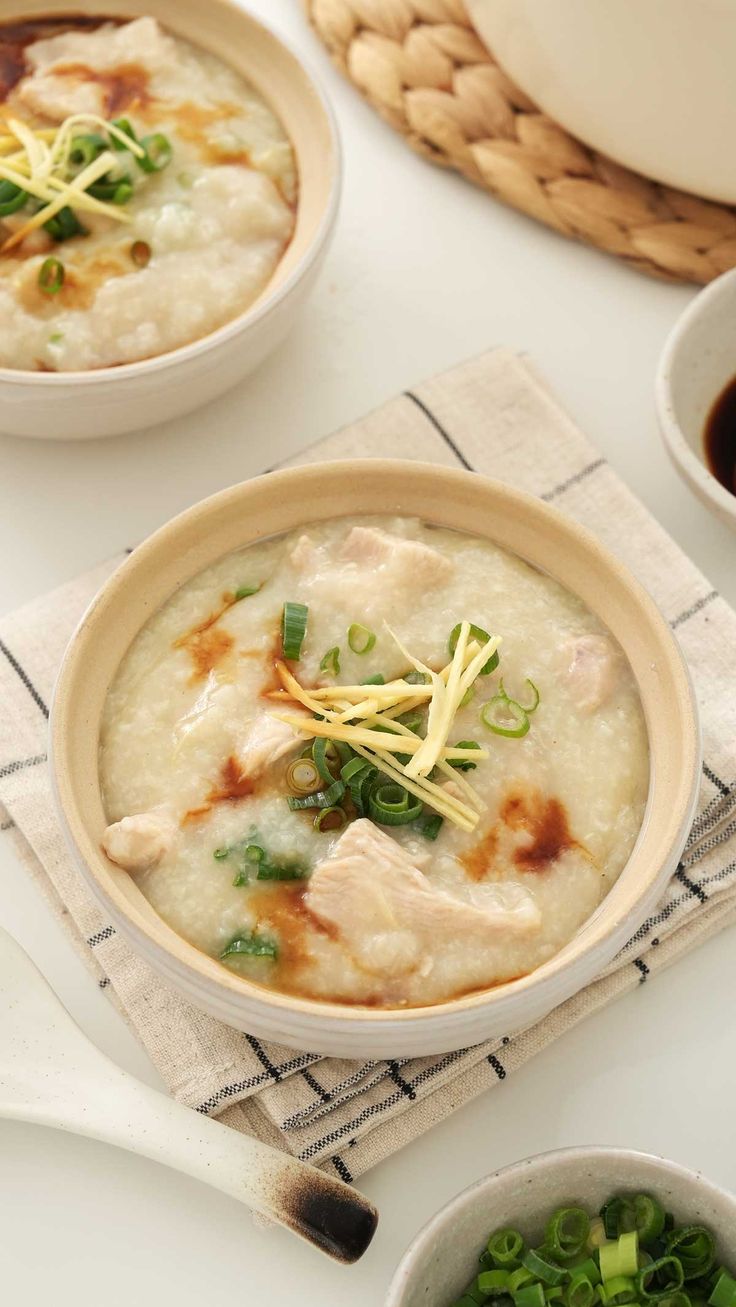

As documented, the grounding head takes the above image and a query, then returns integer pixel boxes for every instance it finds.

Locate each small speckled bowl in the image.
[0,0,341,439]
[656,269,736,531]
[50,461,700,1059]
[386,1147,736,1307]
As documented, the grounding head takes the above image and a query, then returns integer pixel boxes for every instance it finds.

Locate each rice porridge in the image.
[99,517,650,1009]
[0,15,296,371]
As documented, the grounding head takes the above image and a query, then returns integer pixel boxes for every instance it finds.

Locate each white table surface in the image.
[1,3,734,1301]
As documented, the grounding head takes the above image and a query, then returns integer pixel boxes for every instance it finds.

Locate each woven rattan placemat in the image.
[305,0,736,284]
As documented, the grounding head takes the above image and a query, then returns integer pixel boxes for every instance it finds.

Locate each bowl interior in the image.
[0,0,338,377]
[387,1149,736,1307]
[51,462,699,1027]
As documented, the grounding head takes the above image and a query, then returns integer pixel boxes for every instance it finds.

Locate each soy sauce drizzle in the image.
[704,373,736,497]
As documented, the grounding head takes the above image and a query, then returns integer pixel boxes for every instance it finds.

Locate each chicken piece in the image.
[289,534,320,572]
[563,634,619,713]
[238,713,305,778]
[306,819,541,978]
[340,526,453,587]
[102,810,174,873]
[16,17,177,121]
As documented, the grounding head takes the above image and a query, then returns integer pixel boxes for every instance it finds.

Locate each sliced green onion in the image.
[666,1229,716,1281]
[601,1199,634,1240]
[522,1250,567,1286]
[398,712,424,734]
[314,806,347,833]
[347,622,376,654]
[514,1284,546,1307]
[481,693,530,738]
[282,601,308,660]
[220,932,278,960]
[418,813,443,840]
[567,1278,595,1307]
[213,846,229,860]
[312,737,344,784]
[234,583,260,600]
[130,239,151,267]
[110,117,138,147]
[38,257,64,295]
[69,133,106,167]
[405,670,430,685]
[600,1234,639,1281]
[460,685,475,708]
[710,1273,736,1307]
[518,678,540,713]
[478,1270,512,1298]
[569,1260,601,1288]
[547,1290,566,1305]
[634,1196,667,1246]
[88,176,133,203]
[285,757,322,795]
[637,1257,685,1300]
[287,778,345,810]
[255,861,307,881]
[509,1269,535,1294]
[0,180,28,216]
[44,206,85,241]
[546,1207,591,1262]
[449,622,499,674]
[368,782,423,826]
[599,1276,637,1306]
[361,673,385,685]
[137,132,173,172]
[449,739,481,772]
[320,646,341,676]
[488,1230,524,1268]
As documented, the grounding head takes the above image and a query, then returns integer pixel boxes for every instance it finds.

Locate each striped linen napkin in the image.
[1,348,735,1183]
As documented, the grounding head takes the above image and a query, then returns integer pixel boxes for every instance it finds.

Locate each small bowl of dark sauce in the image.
[656,267,736,529]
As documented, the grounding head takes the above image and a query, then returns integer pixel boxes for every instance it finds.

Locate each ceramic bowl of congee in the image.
[50,460,700,1058]
[386,1147,736,1307]
[0,0,340,439]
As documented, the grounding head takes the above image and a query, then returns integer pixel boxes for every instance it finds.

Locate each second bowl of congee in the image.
[52,463,700,1056]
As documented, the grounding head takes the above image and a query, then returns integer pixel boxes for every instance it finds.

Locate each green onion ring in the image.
[448,621,499,674]
[418,813,443,840]
[220,932,278,960]
[320,646,341,676]
[633,1195,666,1245]
[665,1228,715,1281]
[137,132,173,172]
[347,622,376,654]
[110,117,138,148]
[0,179,28,217]
[285,757,322,795]
[69,132,106,168]
[361,673,385,685]
[636,1257,685,1300]
[449,739,481,772]
[480,693,530,738]
[368,781,423,826]
[38,257,65,295]
[314,806,347,833]
[287,777,345,810]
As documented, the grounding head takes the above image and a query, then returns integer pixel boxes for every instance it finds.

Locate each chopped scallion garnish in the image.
[361,673,385,685]
[285,757,322,795]
[480,690,530,738]
[38,256,64,295]
[449,622,499,674]
[282,601,308,660]
[320,646,341,676]
[220,932,278,960]
[137,132,173,173]
[314,806,347,833]
[449,739,481,772]
[287,777,345,810]
[348,622,376,654]
[368,781,423,826]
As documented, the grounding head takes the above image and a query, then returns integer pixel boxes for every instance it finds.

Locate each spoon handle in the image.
[16,1057,377,1263]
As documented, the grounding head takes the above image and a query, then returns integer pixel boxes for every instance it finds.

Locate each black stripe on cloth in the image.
[386,1060,417,1101]
[703,762,730,796]
[0,639,49,718]
[99,977,111,989]
[331,1155,354,1185]
[302,1068,332,1105]
[487,1053,506,1080]
[244,1034,283,1083]
[675,865,708,905]
[87,925,115,947]
[541,458,606,503]
[195,1053,319,1114]
[0,818,14,830]
[671,590,718,630]
[633,958,649,983]
[403,390,475,471]
[0,753,46,780]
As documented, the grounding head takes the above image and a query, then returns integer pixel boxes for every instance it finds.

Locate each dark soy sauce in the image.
[704,374,736,496]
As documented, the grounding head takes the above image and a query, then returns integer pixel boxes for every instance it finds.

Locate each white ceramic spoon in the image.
[0,926,377,1262]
